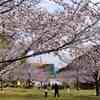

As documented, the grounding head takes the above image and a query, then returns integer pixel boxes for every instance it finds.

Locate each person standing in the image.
[54,83,59,97]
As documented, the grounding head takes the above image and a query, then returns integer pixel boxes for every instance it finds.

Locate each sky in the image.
[91,0,100,3]
[36,0,64,14]
[26,50,71,70]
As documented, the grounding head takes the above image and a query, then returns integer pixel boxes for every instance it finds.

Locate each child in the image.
[44,84,48,98]
[44,88,48,97]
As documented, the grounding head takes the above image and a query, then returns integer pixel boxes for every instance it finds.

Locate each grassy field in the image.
[0,87,100,100]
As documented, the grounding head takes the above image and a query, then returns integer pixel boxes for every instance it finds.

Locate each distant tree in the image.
[66,45,100,95]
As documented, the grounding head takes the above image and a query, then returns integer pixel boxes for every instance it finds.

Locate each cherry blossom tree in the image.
[0,0,100,94]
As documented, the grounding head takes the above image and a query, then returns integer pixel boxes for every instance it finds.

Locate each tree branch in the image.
[0,0,26,14]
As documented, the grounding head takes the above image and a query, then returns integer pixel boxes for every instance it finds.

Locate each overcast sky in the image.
[27,50,71,70]
[36,0,64,14]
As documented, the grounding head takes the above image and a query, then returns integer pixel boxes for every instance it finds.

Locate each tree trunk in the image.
[76,70,80,90]
[0,77,3,91]
[96,80,100,96]
[76,77,80,90]
[96,70,100,96]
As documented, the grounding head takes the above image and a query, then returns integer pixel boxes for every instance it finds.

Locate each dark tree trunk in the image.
[95,70,100,96]
[76,70,80,90]
[76,79,80,90]
[96,79,100,96]
[0,77,3,91]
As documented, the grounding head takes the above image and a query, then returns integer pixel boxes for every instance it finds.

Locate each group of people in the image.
[44,83,59,98]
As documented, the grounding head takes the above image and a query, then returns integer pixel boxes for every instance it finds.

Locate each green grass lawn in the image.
[0,87,100,100]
